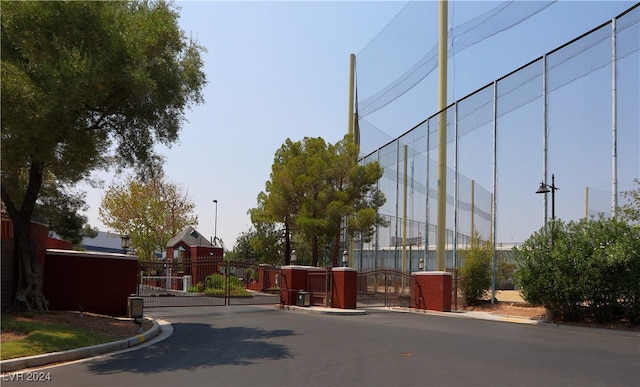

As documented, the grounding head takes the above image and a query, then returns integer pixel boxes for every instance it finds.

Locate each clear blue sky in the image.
[80,1,636,250]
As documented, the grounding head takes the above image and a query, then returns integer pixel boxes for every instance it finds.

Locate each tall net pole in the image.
[436,0,448,271]
[346,53,356,267]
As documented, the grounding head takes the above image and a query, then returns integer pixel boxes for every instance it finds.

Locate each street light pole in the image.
[536,174,559,222]
[213,199,218,246]
[120,234,130,255]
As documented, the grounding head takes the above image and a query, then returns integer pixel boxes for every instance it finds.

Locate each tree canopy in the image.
[253,134,386,267]
[99,171,198,261]
[619,178,640,224]
[1,1,206,311]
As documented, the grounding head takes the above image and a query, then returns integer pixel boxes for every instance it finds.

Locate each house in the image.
[166,226,223,261]
[164,226,224,285]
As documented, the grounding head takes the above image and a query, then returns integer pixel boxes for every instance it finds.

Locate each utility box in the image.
[127,295,144,319]
[297,291,310,307]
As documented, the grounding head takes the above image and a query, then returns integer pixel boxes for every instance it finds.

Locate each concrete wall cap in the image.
[332,267,357,272]
[281,265,324,270]
[412,271,452,276]
[46,249,138,261]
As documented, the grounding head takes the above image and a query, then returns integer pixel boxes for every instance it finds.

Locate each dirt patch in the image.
[462,301,546,320]
[1,311,154,344]
[461,301,640,331]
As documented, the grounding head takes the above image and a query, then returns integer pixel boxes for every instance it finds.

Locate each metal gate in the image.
[307,268,331,307]
[356,269,413,308]
[138,258,281,308]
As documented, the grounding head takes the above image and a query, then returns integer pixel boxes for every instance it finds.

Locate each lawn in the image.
[1,314,116,360]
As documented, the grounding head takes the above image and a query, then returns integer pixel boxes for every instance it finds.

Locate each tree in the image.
[514,217,640,323]
[252,139,305,265]
[1,1,206,311]
[33,177,98,246]
[458,230,493,305]
[99,172,198,261]
[619,178,640,224]
[231,222,284,265]
[256,134,386,267]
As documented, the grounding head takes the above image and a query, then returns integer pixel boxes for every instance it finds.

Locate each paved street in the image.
[3,306,639,386]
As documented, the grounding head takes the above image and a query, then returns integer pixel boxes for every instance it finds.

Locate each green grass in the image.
[1,315,114,360]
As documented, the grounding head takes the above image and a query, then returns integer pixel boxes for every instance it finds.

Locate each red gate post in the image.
[413,271,452,312]
[331,267,357,309]
[280,265,308,306]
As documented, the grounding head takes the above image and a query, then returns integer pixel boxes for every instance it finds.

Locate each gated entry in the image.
[138,258,281,308]
[356,269,413,307]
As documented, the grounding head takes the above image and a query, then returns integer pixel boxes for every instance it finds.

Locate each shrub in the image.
[459,231,492,305]
[202,273,250,296]
[514,216,640,324]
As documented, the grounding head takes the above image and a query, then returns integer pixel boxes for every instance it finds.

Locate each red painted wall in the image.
[281,266,309,306]
[331,268,357,309]
[46,237,73,250]
[43,250,138,316]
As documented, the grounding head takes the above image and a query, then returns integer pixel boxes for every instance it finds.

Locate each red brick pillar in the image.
[331,267,357,309]
[281,266,308,306]
[413,271,452,312]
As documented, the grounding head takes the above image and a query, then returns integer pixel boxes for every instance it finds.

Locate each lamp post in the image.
[291,250,297,265]
[418,258,424,271]
[120,234,130,255]
[342,250,348,267]
[536,174,559,222]
[213,199,218,246]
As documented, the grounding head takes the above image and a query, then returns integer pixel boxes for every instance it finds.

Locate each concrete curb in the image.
[0,317,161,373]
[285,305,366,316]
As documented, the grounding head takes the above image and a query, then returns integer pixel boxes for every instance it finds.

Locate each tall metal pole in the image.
[348,53,356,139]
[347,53,356,267]
[585,186,589,220]
[611,18,618,217]
[213,199,218,245]
[551,174,556,220]
[436,0,448,271]
[402,145,408,275]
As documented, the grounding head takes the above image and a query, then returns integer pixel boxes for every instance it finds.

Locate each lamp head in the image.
[536,182,550,194]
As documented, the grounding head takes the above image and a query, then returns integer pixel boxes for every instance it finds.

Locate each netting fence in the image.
[353,3,639,272]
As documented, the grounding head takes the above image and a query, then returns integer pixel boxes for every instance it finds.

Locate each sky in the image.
[79,0,637,250]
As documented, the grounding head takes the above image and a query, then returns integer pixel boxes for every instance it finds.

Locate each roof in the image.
[166,226,214,248]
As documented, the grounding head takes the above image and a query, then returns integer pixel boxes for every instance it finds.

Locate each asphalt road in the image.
[3,305,639,386]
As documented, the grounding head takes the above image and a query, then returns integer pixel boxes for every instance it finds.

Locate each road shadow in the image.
[87,322,295,374]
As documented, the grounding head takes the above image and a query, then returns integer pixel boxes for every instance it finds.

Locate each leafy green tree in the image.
[1,1,206,311]
[252,139,305,265]
[255,134,386,267]
[99,172,198,261]
[514,217,640,323]
[619,178,640,224]
[458,230,493,305]
[33,178,98,246]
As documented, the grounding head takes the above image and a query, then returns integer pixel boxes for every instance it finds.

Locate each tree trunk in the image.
[331,232,341,267]
[311,235,319,267]
[1,161,49,312]
[12,218,49,312]
[284,222,291,266]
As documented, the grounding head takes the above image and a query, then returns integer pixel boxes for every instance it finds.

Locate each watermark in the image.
[2,372,52,383]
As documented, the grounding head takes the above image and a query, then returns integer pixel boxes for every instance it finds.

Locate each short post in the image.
[128,294,144,333]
